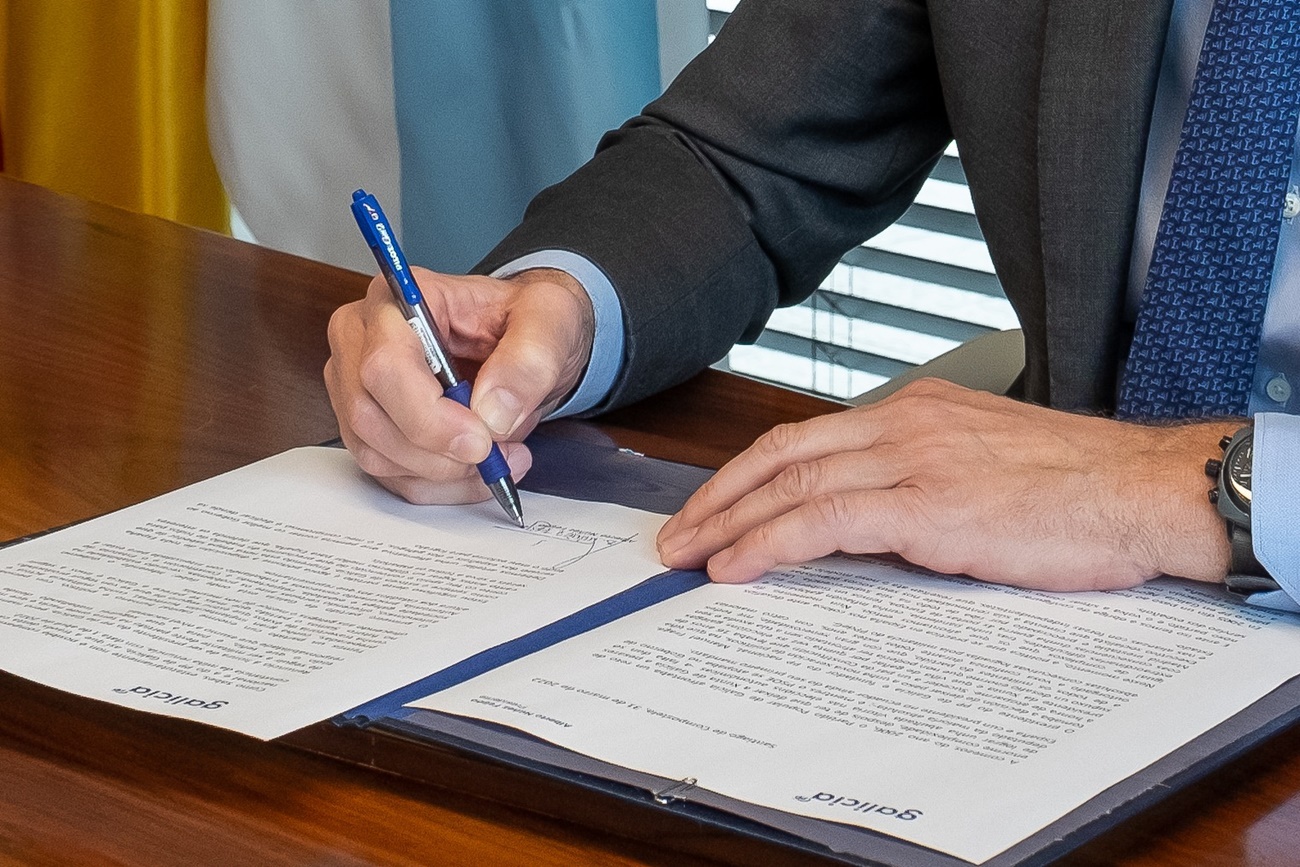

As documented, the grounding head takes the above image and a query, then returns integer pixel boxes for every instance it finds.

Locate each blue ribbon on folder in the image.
[338,423,715,726]
[339,568,708,725]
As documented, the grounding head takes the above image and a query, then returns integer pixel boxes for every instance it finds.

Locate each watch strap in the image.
[1225,572,1281,595]
[1224,523,1279,595]
[1212,425,1280,597]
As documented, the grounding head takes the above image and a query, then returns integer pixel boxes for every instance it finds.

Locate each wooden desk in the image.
[1,176,1298,865]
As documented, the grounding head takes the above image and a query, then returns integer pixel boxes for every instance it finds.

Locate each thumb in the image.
[471,272,595,439]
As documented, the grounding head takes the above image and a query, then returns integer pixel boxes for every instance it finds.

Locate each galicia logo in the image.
[112,686,228,710]
[794,792,922,821]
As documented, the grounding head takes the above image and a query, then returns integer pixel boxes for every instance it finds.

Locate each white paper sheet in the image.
[412,558,1300,864]
[0,447,666,738]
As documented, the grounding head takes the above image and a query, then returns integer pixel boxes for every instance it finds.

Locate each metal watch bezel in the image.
[1220,428,1253,518]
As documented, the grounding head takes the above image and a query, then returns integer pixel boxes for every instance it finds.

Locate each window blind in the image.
[704,1,1018,400]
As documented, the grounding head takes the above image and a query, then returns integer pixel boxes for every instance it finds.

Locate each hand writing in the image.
[324,267,594,504]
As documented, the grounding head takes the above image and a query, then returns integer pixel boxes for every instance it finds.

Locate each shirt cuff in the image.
[490,250,626,418]
[1248,412,1300,610]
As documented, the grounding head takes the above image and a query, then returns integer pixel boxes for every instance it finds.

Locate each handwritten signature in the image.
[503,521,638,569]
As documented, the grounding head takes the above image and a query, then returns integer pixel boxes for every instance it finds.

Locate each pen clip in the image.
[349,189,421,307]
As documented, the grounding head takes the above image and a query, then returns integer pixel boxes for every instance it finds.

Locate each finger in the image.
[326,303,423,478]
[327,286,496,483]
[659,380,982,545]
[372,442,534,505]
[360,271,401,315]
[705,488,915,584]
[471,278,595,438]
[659,445,907,569]
[659,410,885,546]
[407,268,504,361]
[355,303,495,466]
[328,365,486,491]
[343,409,534,505]
[330,393,416,479]
[388,270,591,440]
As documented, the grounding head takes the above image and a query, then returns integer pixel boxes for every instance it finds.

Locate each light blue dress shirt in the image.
[1128,0,1300,610]
[498,0,1300,608]
[490,250,625,414]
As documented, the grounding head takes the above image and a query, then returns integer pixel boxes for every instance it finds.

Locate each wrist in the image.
[506,266,586,297]
[506,268,594,339]
[1132,421,1239,584]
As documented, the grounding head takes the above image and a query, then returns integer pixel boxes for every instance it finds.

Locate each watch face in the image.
[1226,438,1252,507]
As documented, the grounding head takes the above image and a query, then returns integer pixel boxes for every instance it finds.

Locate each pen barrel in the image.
[444,381,512,485]
[476,445,513,487]
[407,303,459,388]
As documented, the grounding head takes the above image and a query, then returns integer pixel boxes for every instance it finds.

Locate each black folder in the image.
[290,423,1300,867]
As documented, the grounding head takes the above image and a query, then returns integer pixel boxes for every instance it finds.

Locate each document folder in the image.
[293,422,1300,867]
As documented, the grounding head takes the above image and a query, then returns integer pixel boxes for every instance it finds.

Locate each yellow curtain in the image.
[0,0,227,232]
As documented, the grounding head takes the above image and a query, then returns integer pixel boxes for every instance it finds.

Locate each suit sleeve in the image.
[474,0,952,411]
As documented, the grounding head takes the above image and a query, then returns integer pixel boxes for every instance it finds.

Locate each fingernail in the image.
[449,432,490,464]
[707,548,735,579]
[478,388,524,437]
[504,445,533,479]
[658,526,698,561]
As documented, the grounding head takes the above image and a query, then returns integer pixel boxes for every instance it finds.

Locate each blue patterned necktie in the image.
[1118,0,1300,419]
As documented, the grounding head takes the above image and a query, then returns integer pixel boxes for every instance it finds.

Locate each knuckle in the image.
[902,377,955,398]
[365,274,391,303]
[892,378,951,412]
[772,461,822,503]
[708,504,745,538]
[811,492,859,536]
[326,302,360,349]
[756,422,806,460]
[351,442,389,477]
[747,520,783,556]
[515,342,566,395]
[344,396,385,443]
[326,307,345,347]
[357,342,399,394]
[691,475,724,509]
[888,378,960,426]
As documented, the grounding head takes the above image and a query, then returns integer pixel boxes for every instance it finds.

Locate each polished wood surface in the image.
[1,175,1298,865]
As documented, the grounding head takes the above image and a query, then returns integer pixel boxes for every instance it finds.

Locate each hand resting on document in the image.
[657,379,1238,593]
[324,266,594,504]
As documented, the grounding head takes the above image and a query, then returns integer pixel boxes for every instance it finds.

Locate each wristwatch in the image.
[1205,425,1278,595]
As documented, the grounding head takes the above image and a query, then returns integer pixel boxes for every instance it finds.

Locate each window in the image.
[704,2,1017,400]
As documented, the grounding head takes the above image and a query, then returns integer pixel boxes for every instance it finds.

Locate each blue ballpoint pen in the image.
[349,188,525,527]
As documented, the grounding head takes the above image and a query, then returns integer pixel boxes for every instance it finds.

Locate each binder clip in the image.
[652,777,698,805]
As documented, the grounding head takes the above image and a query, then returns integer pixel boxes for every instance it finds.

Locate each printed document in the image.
[412,559,1300,863]
[8,444,1300,860]
[0,448,666,738]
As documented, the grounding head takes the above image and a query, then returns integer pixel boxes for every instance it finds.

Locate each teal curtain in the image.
[390,0,662,273]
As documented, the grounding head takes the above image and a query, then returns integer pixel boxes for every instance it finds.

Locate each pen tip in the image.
[488,477,525,529]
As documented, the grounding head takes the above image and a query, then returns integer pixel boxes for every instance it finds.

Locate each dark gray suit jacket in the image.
[478,0,1175,414]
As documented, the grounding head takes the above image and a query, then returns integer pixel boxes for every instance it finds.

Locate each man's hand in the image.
[324,267,594,504]
[657,379,1236,591]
